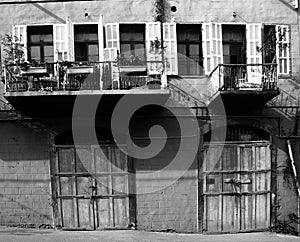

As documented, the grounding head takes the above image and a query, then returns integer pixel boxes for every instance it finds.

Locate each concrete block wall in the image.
[133,134,198,232]
[135,169,198,232]
[0,121,52,226]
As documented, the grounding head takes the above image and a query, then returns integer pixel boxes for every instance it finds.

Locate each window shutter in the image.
[246,23,262,64]
[163,23,178,75]
[276,25,290,75]
[98,15,104,61]
[105,23,120,50]
[104,47,118,61]
[53,24,67,61]
[146,22,162,75]
[66,17,74,61]
[12,25,28,61]
[202,22,223,75]
[104,47,119,89]
[246,24,262,84]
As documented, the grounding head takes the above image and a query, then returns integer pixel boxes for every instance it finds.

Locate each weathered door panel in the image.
[55,145,131,230]
[240,195,253,230]
[205,195,221,232]
[93,145,130,229]
[203,142,271,233]
[222,195,240,232]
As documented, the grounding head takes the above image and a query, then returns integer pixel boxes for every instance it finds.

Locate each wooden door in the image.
[203,142,271,233]
[55,145,131,230]
[93,145,130,229]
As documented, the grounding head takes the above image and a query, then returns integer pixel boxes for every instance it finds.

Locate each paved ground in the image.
[0,227,298,242]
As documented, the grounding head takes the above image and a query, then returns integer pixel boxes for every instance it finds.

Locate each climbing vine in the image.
[152,0,171,23]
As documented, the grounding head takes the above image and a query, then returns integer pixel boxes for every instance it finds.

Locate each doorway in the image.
[202,142,271,233]
[54,144,133,230]
[222,25,246,64]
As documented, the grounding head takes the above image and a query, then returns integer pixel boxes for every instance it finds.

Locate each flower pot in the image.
[119,65,147,73]
[147,80,161,89]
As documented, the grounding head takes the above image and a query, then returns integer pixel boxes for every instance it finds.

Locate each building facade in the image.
[0,0,299,234]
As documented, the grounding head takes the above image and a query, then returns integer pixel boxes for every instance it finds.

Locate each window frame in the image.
[119,23,146,62]
[221,24,247,65]
[27,24,54,63]
[177,24,203,76]
[74,23,99,62]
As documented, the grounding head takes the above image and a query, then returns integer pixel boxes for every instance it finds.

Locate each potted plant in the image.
[116,54,147,73]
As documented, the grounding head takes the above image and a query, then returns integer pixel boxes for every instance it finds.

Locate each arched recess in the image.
[52,128,134,231]
[199,123,274,233]
[200,117,279,142]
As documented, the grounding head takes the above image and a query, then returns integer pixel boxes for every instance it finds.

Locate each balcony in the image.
[208,63,280,109]
[3,61,169,119]
[4,61,168,93]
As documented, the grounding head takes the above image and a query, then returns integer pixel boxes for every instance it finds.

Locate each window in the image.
[74,24,98,61]
[120,24,146,64]
[222,25,246,64]
[27,25,53,63]
[276,25,290,74]
[177,24,203,75]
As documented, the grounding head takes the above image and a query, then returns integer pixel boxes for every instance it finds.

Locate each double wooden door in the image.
[55,145,131,230]
[203,142,271,233]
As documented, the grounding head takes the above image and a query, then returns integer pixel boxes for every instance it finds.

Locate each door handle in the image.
[239,179,252,184]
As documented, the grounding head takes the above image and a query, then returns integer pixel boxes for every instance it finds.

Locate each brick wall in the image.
[0,121,52,226]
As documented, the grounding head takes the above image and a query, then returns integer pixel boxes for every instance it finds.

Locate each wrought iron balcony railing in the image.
[208,63,278,94]
[4,61,164,93]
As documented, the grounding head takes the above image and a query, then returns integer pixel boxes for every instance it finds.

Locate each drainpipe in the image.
[287,140,300,234]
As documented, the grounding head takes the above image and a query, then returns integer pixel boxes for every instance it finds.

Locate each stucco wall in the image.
[275,141,299,234]
[0,0,298,75]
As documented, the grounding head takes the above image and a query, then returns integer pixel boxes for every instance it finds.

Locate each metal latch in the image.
[206,177,215,184]
[224,178,252,186]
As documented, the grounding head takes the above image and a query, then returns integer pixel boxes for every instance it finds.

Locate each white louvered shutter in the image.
[276,25,290,75]
[66,17,74,61]
[104,47,119,89]
[247,23,262,64]
[246,23,262,85]
[12,25,28,61]
[105,23,120,50]
[53,24,67,61]
[163,23,178,75]
[98,16,104,61]
[146,22,162,75]
[202,22,223,75]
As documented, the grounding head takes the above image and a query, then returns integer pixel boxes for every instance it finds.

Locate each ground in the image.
[0,227,298,242]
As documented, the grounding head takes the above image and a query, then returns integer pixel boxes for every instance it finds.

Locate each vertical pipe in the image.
[287,140,300,235]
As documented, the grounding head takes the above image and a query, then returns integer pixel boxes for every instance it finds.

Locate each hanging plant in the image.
[150,37,164,55]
